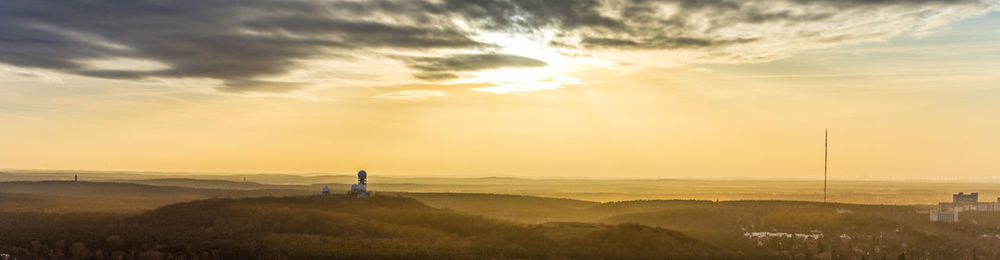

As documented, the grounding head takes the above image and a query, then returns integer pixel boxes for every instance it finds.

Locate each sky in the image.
[1,0,999,179]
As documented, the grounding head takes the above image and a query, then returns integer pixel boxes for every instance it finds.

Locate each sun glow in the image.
[469,69,581,94]
[464,32,586,94]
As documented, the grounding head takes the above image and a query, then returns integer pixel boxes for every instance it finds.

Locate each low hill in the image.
[392,192,600,223]
[0,195,746,259]
[0,181,604,217]
[0,181,309,212]
[121,178,314,191]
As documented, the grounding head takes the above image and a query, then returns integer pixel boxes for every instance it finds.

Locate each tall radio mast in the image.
[824,128,828,203]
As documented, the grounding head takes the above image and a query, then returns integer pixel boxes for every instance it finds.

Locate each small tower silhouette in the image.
[348,170,370,198]
[74,174,78,182]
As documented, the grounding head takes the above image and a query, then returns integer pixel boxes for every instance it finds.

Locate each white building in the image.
[930,211,958,223]
[938,192,1000,212]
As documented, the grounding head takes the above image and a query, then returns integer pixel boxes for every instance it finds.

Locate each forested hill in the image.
[0,181,309,212]
[0,195,756,259]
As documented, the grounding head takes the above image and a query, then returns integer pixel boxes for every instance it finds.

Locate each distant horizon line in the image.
[2,167,999,183]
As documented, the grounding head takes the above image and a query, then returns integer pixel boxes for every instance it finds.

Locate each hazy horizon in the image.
[7,167,1000,182]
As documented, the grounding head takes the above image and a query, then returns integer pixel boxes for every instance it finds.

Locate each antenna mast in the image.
[824,128,828,203]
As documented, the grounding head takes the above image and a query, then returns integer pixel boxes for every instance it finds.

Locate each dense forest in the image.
[0,195,760,259]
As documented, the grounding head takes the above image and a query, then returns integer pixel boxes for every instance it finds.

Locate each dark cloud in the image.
[413,72,461,81]
[407,54,547,72]
[581,36,757,49]
[568,0,983,51]
[241,18,482,49]
[0,0,488,92]
[403,54,547,81]
[443,0,624,31]
[0,0,993,91]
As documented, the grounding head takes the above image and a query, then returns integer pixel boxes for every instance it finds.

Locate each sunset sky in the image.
[1,0,999,179]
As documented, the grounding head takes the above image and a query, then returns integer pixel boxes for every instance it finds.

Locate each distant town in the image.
[930,192,1000,223]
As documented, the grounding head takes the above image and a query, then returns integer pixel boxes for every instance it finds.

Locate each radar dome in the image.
[358,170,367,179]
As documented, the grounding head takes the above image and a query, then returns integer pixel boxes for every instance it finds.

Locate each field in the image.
[4,172,1000,259]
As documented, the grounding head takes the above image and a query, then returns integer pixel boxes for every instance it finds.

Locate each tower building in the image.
[348,170,370,198]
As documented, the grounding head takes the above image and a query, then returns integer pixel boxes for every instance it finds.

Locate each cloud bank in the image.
[0,0,996,93]
[404,54,548,81]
